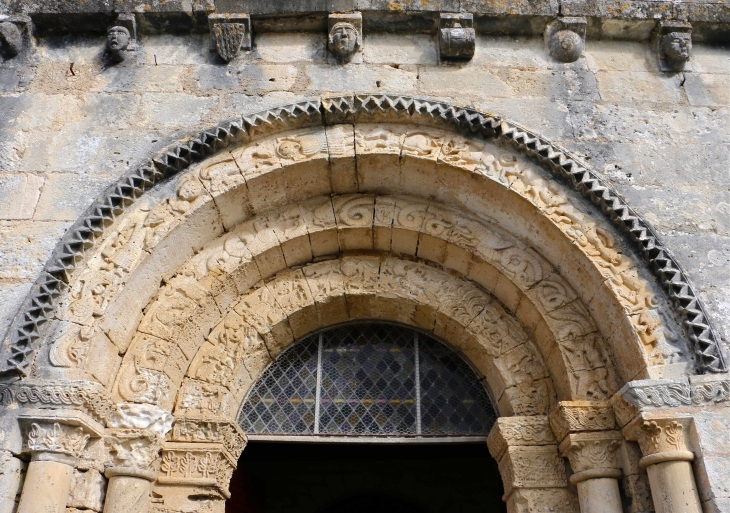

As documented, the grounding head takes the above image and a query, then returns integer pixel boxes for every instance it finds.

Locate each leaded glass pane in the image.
[419,337,496,435]
[237,336,318,434]
[238,323,498,437]
[319,324,416,435]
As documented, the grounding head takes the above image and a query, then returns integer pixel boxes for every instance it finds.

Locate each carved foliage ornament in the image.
[633,419,686,456]
[2,94,724,380]
[27,422,90,457]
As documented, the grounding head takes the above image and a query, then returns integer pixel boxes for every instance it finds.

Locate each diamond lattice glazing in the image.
[238,323,497,437]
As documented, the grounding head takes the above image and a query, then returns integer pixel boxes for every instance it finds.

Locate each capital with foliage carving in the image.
[559,431,623,483]
[623,413,694,468]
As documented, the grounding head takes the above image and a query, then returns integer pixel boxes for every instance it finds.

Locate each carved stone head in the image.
[107,26,131,62]
[328,22,359,63]
[661,31,692,69]
[0,22,23,59]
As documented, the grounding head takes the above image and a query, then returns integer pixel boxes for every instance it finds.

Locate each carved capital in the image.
[624,413,694,464]
[106,428,161,470]
[549,400,616,441]
[158,442,236,499]
[171,416,247,461]
[498,446,568,497]
[559,431,623,476]
[23,420,91,459]
[487,416,557,462]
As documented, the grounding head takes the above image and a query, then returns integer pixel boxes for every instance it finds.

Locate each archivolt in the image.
[2,95,724,387]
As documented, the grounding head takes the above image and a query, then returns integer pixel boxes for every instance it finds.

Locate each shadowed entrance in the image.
[226,443,506,513]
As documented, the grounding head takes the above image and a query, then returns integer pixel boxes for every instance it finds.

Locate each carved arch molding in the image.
[0,93,725,513]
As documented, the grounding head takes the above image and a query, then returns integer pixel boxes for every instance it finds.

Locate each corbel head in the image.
[106,14,136,65]
[658,22,692,71]
[328,12,362,64]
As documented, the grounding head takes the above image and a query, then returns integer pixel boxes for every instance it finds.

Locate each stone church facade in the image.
[0,1,728,512]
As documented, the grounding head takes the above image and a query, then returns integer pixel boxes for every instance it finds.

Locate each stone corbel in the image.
[439,13,475,61]
[328,12,362,64]
[0,15,32,61]
[544,17,586,63]
[209,13,252,63]
[107,14,138,65]
[656,21,692,72]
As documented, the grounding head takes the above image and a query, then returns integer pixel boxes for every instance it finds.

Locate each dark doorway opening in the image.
[226,442,506,513]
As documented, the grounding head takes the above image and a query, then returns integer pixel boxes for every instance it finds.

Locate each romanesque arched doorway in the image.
[1,95,719,513]
[225,322,505,512]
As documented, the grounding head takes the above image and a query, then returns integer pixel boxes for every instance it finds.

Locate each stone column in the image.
[102,402,175,513]
[624,414,702,513]
[0,451,25,513]
[16,419,93,513]
[487,416,578,513]
[103,429,160,513]
[550,401,623,513]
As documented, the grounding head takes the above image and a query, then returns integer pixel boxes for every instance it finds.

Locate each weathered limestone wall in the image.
[1,29,728,351]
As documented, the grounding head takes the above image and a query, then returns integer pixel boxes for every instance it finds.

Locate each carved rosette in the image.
[25,421,91,458]
[549,400,616,441]
[498,446,568,497]
[487,416,557,462]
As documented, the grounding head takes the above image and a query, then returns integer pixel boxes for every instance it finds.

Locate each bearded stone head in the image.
[328,22,359,62]
[661,31,692,69]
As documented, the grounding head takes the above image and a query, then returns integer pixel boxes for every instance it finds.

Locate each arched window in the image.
[238,323,498,439]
